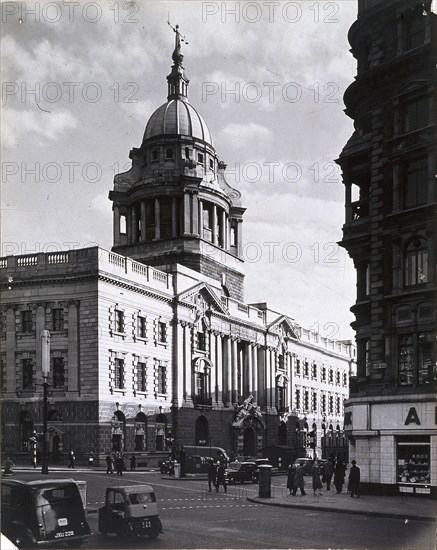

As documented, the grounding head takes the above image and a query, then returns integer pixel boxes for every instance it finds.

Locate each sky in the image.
[1,0,358,340]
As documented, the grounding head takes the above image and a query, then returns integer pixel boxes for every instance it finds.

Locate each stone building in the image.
[1,29,355,466]
[337,0,436,494]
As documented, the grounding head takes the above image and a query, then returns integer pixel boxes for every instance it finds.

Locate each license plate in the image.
[142,520,151,528]
[54,531,74,538]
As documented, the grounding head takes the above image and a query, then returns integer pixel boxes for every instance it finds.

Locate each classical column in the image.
[175,322,185,405]
[5,308,16,394]
[192,194,199,236]
[67,302,79,394]
[184,324,192,404]
[35,304,45,379]
[221,210,226,248]
[183,192,191,235]
[247,343,253,394]
[224,336,231,406]
[236,219,243,257]
[199,199,204,239]
[113,205,120,246]
[154,198,160,240]
[172,198,178,238]
[266,348,272,409]
[126,208,132,244]
[252,345,258,402]
[231,338,238,404]
[216,333,223,405]
[209,332,217,404]
[212,204,218,245]
[140,201,146,242]
[131,205,138,243]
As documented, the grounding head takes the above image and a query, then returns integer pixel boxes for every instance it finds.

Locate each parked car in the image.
[1,479,91,548]
[225,461,258,484]
[185,455,213,474]
[98,484,162,539]
[293,458,327,475]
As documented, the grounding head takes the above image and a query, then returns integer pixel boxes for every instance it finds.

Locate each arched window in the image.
[195,416,209,446]
[276,374,288,413]
[404,238,428,286]
[193,358,211,407]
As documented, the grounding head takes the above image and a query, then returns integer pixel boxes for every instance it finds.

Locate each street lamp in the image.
[41,329,50,474]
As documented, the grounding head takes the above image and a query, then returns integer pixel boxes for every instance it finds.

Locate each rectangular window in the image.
[311,391,317,412]
[197,153,204,164]
[295,388,301,410]
[114,358,124,389]
[321,367,326,382]
[197,331,206,351]
[399,335,414,386]
[158,364,167,394]
[137,316,147,339]
[158,321,167,343]
[404,158,428,209]
[397,439,430,488]
[21,311,32,333]
[321,394,326,415]
[312,364,317,379]
[303,361,309,378]
[152,150,159,162]
[52,357,65,389]
[303,390,309,411]
[22,358,33,390]
[328,369,334,384]
[136,362,147,392]
[404,97,428,133]
[209,158,214,170]
[343,372,347,386]
[405,244,428,287]
[52,309,63,332]
[335,396,341,415]
[328,395,334,415]
[165,148,174,159]
[295,359,301,375]
[115,310,124,333]
[336,371,340,385]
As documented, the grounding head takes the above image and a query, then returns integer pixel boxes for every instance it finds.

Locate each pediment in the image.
[267,315,300,340]
[177,282,228,316]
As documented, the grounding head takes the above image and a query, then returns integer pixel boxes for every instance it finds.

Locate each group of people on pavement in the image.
[208,459,228,493]
[287,457,360,497]
[105,452,137,475]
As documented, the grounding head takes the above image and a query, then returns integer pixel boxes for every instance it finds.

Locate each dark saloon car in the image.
[225,461,258,484]
[1,479,91,548]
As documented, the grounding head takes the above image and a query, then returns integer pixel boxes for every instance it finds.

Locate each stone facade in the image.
[337,0,436,494]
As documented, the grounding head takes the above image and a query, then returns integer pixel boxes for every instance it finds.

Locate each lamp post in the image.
[41,329,50,474]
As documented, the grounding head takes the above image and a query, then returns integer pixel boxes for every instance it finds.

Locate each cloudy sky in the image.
[2,0,358,340]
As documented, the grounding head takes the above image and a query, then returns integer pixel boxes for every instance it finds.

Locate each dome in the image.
[143,99,213,147]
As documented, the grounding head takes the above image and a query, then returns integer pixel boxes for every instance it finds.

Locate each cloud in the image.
[220,122,273,147]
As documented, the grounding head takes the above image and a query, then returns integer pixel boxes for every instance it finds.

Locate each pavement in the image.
[247,485,437,522]
[7,466,436,522]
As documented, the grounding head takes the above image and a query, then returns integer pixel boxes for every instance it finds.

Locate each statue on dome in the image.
[168,22,188,66]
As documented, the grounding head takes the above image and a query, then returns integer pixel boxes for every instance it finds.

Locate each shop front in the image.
[397,436,431,495]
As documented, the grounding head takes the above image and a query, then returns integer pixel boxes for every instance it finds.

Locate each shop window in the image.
[403,158,427,209]
[136,362,147,393]
[397,439,430,490]
[137,316,147,339]
[21,310,32,333]
[52,357,65,389]
[114,358,124,389]
[52,308,63,331]
[404,239,428,287]
[22,358,34,390]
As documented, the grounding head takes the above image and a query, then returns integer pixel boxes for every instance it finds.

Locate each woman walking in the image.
[286,464,296,495]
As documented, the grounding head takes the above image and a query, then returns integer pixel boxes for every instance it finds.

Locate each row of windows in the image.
[112,358,167,395]
[294,387,344,416]
[294,359,347,386]
[19,309,64,334]
[150,146,215,171]
[113,309,168,345]
[20,357,66,390]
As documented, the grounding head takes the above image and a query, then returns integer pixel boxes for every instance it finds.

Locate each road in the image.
[11,470,436,549]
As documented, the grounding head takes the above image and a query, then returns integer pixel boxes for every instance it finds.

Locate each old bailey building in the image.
[1,29,355,468]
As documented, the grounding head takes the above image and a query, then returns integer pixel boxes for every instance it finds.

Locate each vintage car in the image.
[98,485,162,539]
[1,479,91,548]
[225,461,258,484]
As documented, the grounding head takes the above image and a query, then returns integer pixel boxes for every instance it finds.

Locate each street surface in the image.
[11,470,436,549]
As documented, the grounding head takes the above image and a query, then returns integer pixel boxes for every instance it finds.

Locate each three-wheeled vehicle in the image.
[1,479,91,548]
[98,484,162,539]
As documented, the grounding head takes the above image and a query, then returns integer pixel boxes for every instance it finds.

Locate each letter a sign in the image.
[405,407,421,425]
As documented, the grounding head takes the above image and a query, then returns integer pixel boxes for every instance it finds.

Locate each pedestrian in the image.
[286,464,296,495]
[215,462,227,493]
[68,450,75,469]
[311,461,322,496]
[334,457,346,494]
[88,451,94,468]
[208,459,218,492]
[348,460,361,498]
[4,456,15,475]
[292,463,306,496]
[105,452,113,474]
[115,453,124,476]
[130,454,136,471]
[322,458,334,491]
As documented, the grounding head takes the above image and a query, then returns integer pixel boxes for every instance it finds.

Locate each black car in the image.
[225,461,258,484]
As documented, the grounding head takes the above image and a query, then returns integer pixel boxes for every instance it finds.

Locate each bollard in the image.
[174,462,181,478]
[258,464,273,498]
